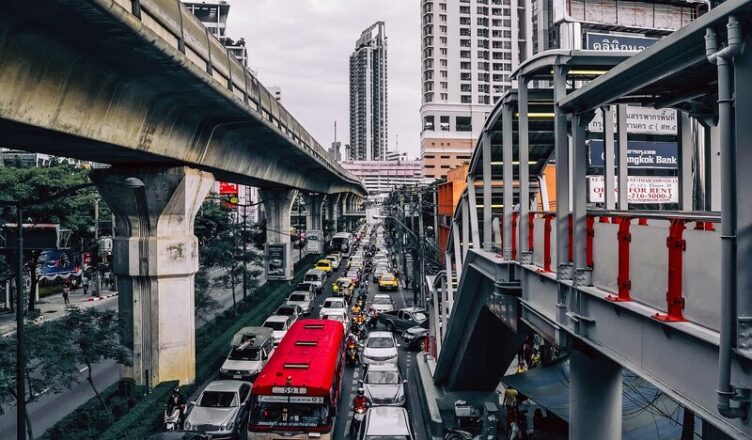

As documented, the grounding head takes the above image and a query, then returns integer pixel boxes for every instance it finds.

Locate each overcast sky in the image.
[224,0,421,159]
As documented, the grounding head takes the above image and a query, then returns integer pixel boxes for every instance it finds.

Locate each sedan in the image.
[361,363,405,406]
[372,265,390,282]
[370,294,394,313]
[360,331,399,365]
[286,291,315,315]
[262,315,290,346]
[319,297,349,318]
[274,304,303,325]
[401,326,429,351]
[321,310,350,335]
[356,406,414,439]
[184,380,252,439]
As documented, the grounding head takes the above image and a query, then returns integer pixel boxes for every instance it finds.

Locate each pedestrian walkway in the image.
[0,285,118,337]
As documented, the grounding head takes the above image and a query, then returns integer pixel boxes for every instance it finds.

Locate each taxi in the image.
[378,272,399,291]
[332,277,355,298]
[314,258,334,275]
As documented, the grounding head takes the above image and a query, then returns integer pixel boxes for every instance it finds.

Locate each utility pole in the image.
[94,197,101,296]
[242,203,248,299]
[298,195,303,261]
[418,190,425,309]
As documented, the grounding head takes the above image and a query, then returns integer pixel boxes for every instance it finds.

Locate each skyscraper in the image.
[183,0,248,66]
[420,0,522,180]
[349,22,388,161]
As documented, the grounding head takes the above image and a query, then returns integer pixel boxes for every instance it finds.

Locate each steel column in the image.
[452,218,463,275]
[461,197,470,257]
[502,104,514,260]
[572,112,592,288]
[570,348,622,440]
[519,77,531,262]
[554,65,571,279]
[616,104,629,210]
[482,131,493,250]
[466,176,481,250]
[445,252,454,321]
[602,106,616,210]
[679,112,694,211]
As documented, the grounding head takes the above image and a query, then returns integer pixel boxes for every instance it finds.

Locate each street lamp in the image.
[3,178,143,440]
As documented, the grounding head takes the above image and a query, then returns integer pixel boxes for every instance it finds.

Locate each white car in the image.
[319,297,349,318]
[361,331,399,365]
[321,310,350,335]
[286,290,315,315]
[361,363,405,406]
[324,254,341,269]
[262,315,290,346]
[356,406,414,439]
[370,294,395,313]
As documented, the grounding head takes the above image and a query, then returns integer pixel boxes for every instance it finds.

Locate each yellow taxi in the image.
[332,277,355,298]
[314,259,333,276]
[378,272,399,291]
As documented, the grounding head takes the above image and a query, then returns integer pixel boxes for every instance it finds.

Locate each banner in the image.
[37,250,83,281]
[588,176,678,204]
[218,181,239,195]
[588,106,676,135]
[588,140,678,169]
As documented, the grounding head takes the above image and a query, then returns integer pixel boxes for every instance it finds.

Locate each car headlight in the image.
[225,421,235,431]
[184,420,192,430]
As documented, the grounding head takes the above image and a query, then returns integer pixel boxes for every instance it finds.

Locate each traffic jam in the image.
[162,224,428,440]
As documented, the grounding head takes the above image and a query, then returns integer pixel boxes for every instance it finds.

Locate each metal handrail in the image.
[588,209,721,222]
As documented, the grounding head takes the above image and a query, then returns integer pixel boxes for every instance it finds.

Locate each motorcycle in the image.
[350,406,368,437]
[346,342,359,366]
[163,403,185,431]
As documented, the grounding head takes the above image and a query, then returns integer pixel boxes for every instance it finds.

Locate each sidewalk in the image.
[0,285,119,337]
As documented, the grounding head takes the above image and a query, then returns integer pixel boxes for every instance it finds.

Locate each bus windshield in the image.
[251,400,331,428]
[331,237,349,253]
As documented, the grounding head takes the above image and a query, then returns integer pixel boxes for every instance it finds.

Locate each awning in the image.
[502,358,691,439]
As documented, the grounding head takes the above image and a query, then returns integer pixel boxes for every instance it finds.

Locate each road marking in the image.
[79,366,88,372]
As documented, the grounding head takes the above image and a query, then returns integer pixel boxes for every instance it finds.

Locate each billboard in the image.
[585,32,658,51]
[588,106,676,136]
[37,250,83,281]
[306,230,323,255]
[218,182,239,195]
[265,242,291,280]
[588,176,678,204]
[588,140,678,169]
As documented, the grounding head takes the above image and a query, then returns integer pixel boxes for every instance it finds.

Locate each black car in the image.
[401,326,429,350]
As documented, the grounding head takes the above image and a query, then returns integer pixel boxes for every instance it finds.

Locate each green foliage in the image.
[98,381,177,440]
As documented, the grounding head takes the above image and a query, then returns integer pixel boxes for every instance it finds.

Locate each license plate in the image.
[233,374,242,379]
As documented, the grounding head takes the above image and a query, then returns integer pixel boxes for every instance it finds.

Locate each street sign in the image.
[588,176,678,204]
[585,32,658,51]
[588,106,677,135]
[218,181,239,195]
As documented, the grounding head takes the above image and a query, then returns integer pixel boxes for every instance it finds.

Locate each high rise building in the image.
[349,22,388,161]
[419,0,701,181]
[183,1,248,66]
[420,0,521,180]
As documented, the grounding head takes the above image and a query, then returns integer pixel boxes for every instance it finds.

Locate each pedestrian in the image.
[62,282,70,305]
[82,276,89,295]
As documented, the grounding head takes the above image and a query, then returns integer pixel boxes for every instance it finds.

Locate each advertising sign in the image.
[306,229,323,254]
[588,176,678,204]
[218,181,239,195]
[265,242,289,280]
[588,106,676,135]
[37,250,83,281]
[588,140,678,169]
[585,32,658,51]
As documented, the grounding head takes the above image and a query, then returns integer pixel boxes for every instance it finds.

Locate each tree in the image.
[56,307,130,412]
[0,163,99,312]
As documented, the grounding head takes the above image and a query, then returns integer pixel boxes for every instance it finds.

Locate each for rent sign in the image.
[588,176,678,204]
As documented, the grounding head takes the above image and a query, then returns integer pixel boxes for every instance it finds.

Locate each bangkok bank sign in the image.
[588,176,678,204]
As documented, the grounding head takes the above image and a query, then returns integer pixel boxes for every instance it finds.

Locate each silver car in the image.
[357,406,414,439]
[361,331,399,365]
[361,363,406,406]
[184,380,252,439]
[370,294,395,313]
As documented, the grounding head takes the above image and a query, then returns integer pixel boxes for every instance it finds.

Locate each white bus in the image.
[330,232,352,257]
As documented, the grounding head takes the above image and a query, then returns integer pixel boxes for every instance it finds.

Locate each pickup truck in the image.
[379,307,429,332]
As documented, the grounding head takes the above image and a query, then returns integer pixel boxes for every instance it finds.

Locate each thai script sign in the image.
[588,176,678,204]
[588,140,678,169]
[588,106,677,135]
[585,32,658,51]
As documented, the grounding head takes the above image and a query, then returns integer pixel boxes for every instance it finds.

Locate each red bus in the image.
[248,319,344,439]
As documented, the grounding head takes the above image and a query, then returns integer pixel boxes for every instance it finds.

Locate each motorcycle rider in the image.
[367,305,379,328]
[345,332,360,365]
[350,388,370,436]
[165,387,186,427]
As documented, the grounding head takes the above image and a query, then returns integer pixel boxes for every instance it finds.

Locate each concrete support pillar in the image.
[570,348,622,440]
[92,166,214,386]
[305,194,326,254]
[260,188,298,280]
[328,194,341,234]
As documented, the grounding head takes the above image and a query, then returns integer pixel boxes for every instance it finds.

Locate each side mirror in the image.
[403,380,408,384]
[190,400,196,406]
[396,344,401,348]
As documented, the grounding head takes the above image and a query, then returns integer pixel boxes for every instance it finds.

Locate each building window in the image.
[461,84,471,92]
[456,116,472,131]
[441,155,451,159]
[425,155,435,159]
[461,61,471,69]
[461,72,471,80]
[440,116,450,131]
[461,95,472,103]
[460,50,471,58]
[423,115,435,131]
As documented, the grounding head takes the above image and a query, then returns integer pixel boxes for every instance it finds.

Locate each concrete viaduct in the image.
[0,0,366,387]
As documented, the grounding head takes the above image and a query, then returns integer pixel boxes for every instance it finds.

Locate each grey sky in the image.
[224,0,421,159]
